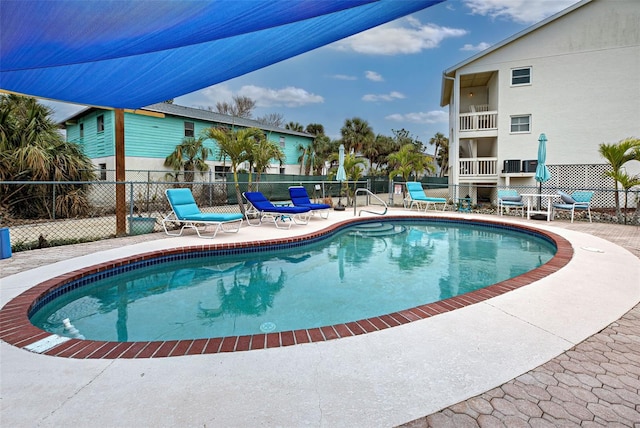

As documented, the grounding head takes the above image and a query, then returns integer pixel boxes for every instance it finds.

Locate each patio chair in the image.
[552,191,593,223]
[163,188,243,239]
[405,182,447,211]
[497,189,524,217]
[243,191,311,229]
[288,186,331,219]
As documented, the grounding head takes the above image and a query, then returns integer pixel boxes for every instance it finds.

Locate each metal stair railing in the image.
[354,188,388,216]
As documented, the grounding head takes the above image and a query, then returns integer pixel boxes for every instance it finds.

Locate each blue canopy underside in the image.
[0,0,443,108]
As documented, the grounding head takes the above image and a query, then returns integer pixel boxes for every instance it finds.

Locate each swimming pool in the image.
[29,219,556,343]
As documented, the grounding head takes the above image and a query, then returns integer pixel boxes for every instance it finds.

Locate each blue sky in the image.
[46,0,579,151]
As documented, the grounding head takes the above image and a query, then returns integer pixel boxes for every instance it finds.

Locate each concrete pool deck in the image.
[1,209,639,427]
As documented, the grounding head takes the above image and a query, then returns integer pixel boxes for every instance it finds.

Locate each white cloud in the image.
[331,16,467,55]
[365,71,384,82]
[238,85,324,108]
[386,110,448,124]
[362,91,405,102]
[180,84,323,109]
[329,74,357,81]
[460,42,491,52]
[463,0,578,25]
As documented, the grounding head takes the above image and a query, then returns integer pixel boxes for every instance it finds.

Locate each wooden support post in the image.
[115,108,126,236]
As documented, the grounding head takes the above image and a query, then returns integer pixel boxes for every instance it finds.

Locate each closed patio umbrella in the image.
[335,144,347,210]
[535,133,552,212]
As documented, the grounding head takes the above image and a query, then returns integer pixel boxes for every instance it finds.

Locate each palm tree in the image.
[599,137,640,219]
[369,134,397,176]
[305,123,324,136]
[249,137,285,186]
[328,151,366,205]
[341,117,374,154]
[164,136,212,185]
[204,126,263,214]
[296,143,311,175]
[615,172,640,224]
[285,122,304,132]
[436,138,449,177]
[0,94,95,219]
[428,132,449,176]
[387,144,434,197]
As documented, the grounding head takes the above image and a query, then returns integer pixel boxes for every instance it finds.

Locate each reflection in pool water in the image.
[30,220,556,342]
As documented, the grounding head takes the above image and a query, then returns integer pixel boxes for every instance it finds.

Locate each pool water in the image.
[30,220,556,342]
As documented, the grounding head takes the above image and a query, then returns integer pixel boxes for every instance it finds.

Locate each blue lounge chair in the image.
[288,186,331,219]
[243,191,311,229]
[405,181,447,211]
[553,191,593,223]
[497,189,524,217]
[163,188,243,238]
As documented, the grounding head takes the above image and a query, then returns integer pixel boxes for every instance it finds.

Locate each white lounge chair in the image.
[243,191,311,229]
[163,188,243,238]
[405,181,447,211]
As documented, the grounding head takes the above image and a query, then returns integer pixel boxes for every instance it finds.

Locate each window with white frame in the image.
[184,121,194,138]
[511,67,531,86]
[96,115,104,132]
[79,123,84,138]
[279,136,285,148]
[510,115,531,133]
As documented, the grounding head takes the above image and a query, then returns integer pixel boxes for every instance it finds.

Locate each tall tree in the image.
[598,137,640,219]
[369,134,398,176]
[255,112,285,128]
[0,94,95,219]
[215,95,256,118]
[341,117,374,154]
[387,143,434,196]
[428,132,449,176]
[204,126,263,214]
[248,137,285,185]
[305,123,324,136]
[285,122,304,132]
[164,136,212,185]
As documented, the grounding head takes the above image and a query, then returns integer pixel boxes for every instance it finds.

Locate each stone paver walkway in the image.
[401,221,640,428]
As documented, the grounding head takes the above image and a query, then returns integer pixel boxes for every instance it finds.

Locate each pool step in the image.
[349,222,406,237]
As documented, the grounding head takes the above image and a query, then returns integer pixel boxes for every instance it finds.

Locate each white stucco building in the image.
[440,0,639,203]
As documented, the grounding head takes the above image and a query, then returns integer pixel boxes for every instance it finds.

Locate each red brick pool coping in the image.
[0,215,572,359]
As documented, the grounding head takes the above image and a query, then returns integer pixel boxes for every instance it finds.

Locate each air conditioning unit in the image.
[503,159,521,173]
[522,160,538,172]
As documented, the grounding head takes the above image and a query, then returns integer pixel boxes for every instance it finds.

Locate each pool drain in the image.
[260,322,276,333]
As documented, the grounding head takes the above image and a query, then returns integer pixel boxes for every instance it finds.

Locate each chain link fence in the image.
[1,172,638,252]
[0,177,373,251]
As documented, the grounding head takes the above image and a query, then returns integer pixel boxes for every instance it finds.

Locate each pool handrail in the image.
[354,188,388,216]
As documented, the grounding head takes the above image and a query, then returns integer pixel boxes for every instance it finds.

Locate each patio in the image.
[1,209,639,427]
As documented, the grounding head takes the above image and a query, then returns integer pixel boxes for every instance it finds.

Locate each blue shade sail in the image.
[0,0,443,108]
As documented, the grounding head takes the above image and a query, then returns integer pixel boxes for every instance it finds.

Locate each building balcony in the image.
[458,157,498,182]
[459,110,498,133]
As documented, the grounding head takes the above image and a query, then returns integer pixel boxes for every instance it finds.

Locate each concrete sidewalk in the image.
[1,212,639,427]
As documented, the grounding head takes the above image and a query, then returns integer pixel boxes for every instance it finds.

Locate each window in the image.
[79,123,84,138]
[280,167,285,174]
[99,163,107,181]
[97,115,104,132]
[510,115,531,133]
[511,67,531,86]
[184,121,194,138]
[279,136,285,148]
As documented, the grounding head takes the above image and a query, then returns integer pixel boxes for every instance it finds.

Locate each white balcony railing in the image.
[459,111,498,132]
[459,158,498,177]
